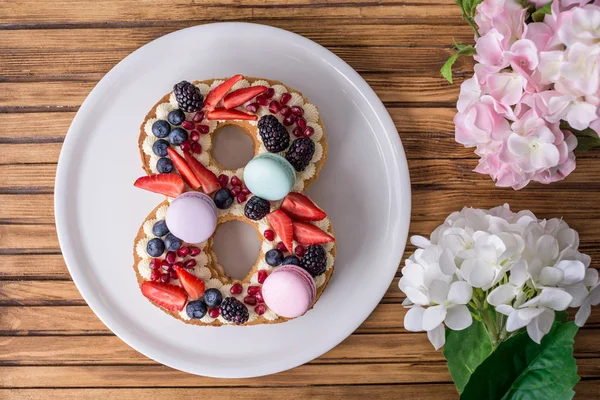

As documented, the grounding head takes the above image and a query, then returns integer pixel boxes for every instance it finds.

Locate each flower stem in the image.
[481,309,499,349]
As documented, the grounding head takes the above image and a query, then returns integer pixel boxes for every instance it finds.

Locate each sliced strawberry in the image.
[134,174,184,197]
[167,147,201,190]
[204,74,244,111]
[207,108,258,121]
[281,193,327,221]
[182,150,220,194]
[174,266,206,300]
[141,281,188,311]
[293,221,334,245]
[267,210,294,252]
[223,86,268,109]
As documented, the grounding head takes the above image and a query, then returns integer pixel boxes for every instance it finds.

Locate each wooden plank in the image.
[0,112,75,141]
[0,255,68,279]
[0,143,62,164]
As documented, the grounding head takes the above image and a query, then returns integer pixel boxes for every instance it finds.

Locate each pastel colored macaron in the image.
[262,265,316,318]
[243,154,296,201]
[165,192,217,244]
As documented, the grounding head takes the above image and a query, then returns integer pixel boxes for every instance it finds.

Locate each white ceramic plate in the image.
[55,22,411,378]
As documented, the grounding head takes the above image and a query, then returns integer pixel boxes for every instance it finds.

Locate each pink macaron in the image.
[262,265,316,318]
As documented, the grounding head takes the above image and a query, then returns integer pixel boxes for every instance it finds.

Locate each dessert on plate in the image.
[132,75,336,325]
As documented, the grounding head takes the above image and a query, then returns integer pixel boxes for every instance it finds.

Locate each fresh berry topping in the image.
[237,193,248,203]
[208,307,220,318]
[264,88,275,98]
[207,108,258,121]
[247,286,261,296]
[256,95,269,106]
[174,261,185,269]
[141,281,187,311]
[190,131,200,142]
[257,270,269,284]
[293,221,334,245]
[179,140,191,152]
[269,100,281,114]
[244,296,257,306]
[280,106,291,117]
[192,111,204,122]
[182,150,220,194]
[281,193,327,221]
[265,249,284,266]
[173,81,204,112]
[246,103,259,113]
[164,234,183,251]
[186,300,207,319]
[230,283,243,295]
[276,241,287,252]
[282,255,301,266]
[217,174,229,188]
[168,127,188,146]
[213,188,234,209]
[223,86,268,109]
[174,266,205,300]
[152,120,171,138]
[184,259,197,269]
[166,148,201,190]
[152,139,170,156]
[295,245,305,257]
[303,126,315,137]
[149,258,162,270]
[191,142,202,154]
[161,260,172,270]
[264,229,275,241]
[244,196,271,220]
[231,186,241,196]
[177,247,189,257]
[292,127,303,138]
[204,74,244,111]
[170,270,178,280]
[167,109,186,126]
[290,106,304,116]
[150,270,161,281]
[160,273,170,283]
[181,120,195,130]
[241,185,250,194]
[189,246,201,256]
[268,210,294,252]
[285,138,315,171]
[134,174,185,197]
[156,157,174,174]
[220,297,249,325]
[255,291,265,303]
[297,118,307,129]
[203,288,223,308]
[231,176,242,186]
[280,92,292,105]
[255,304,266,315]
[152,220,169,237]
[197,125,210,134]
[283,115,297,126]
[300,245,327,276]
[258,115,290,152]
[165,250,177,264]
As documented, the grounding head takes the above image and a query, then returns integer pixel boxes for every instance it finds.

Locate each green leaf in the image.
[444,320,494,394]
[532,1,553,22]
[555,311,568,323]
[461,322,580,400]
[575,135,600,152]
[441,45,477,84]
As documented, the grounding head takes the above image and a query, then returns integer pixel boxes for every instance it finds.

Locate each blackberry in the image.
[244,196,270,220]
[285,138,315,171]
[173,81,204,112]
[300,245,327,276]
[220,297,249,325]
[258,115,290,152]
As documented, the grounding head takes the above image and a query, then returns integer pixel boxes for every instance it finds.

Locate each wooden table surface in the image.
[1,1,600,399]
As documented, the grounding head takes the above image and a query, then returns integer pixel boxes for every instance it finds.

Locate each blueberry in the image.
[203,288,223,308]
[213,188,234,210]
[265,249,284,267]
[152,220,169,237]
[164,233,183,251]
[282,255,301,266]
[152,139,170,157]
[147,238,165,257]
[186,300,207,319]
[152,120,171,138]
[156,157,174,173]
[169,128,188,146]
[168,109,186,126]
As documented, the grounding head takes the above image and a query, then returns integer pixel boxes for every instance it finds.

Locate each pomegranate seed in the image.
[197,125,209,134]
[182,120,194,130]
[150,270,161,281]
[149,258,161,270]
[264,229,275,241]
[269,100,281,114]
[292,126,303,137]
[276,242,287,252]
[295,245,305,257]
[192,111,204,122]
[184,259,197,269]
[161,259,171,269]
[174,261,185,269]
[297,118,307,129]
[291,106,304,116]
[241,186,251,195]
[248,286,261,296]
[191,142,202,154]
[255,304,266,315]
[255,292,264,303]
[244,296,257,305]
[208,308,220,318]
[264,88,275,99]
[231,176,242,186]
[237,193,247,203]
[160,273,170,283]
[165,251,177,264]
[246,103,259,113]
[283,115,297,126]
[180,140,191,152]
[189,246,201,256]
[190,131,200,142]
[280,92,292,105]
[230,283,243,295]
[280,106,291,117]
[256,95,269,106]
[177,247,189,257]
[170,270,178,279]
[231,186,241,196]
[258,270,269,284]
[218,174,229,188]
[303,126,315,137]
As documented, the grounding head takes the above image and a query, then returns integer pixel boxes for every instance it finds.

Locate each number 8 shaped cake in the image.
[132,75,336,325]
